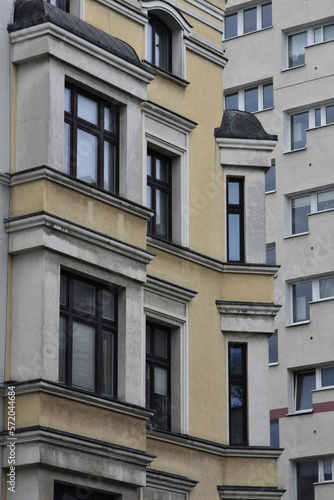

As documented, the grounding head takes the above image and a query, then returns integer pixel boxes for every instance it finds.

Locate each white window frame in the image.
[287,187,334,236]
[223,2,272,40]
[224,81,274,113]
[292,366,334,414]
[288,275,334,325]
[288,104,334,151]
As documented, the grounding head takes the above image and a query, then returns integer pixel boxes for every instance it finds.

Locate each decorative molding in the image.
[146,468,198,493]
[185,36,227,67]
[218,486,286,499]
[0,172,10,187]
[146,275,197,302]
[216,137,278,168]
[10,166,154,221]
[96,0,148,25]
[141,0,193,34]
[216,301,281,335]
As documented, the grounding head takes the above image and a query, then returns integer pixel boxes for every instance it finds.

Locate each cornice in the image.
[143,101,197,133]
[145,274,198,301]
[185,35,227,68]
[147,468,198,493]
[96,0,148,25]
[216,301,281,317]
[218,485,286,499]
[0,172,10,187]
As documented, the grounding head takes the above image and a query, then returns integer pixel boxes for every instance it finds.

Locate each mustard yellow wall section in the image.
[6,256,13,381]
[85,0,145,58]
[222,456,278,487]
[10,181,147,249]
[9,392,147,451]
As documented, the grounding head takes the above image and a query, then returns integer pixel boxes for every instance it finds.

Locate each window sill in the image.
[265,189,276,195]
[283,146,307,154]
[269,362,279,367]
[281,63,306,72]
[223,25,273,42]
[285,320,310,327]
[284,231,309,239]
[286,408,313,416]
[142,60,190,86]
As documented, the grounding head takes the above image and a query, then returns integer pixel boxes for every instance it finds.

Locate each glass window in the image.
[225,13,238,39]
[292,281,312,323]
[270,420,279,447]
[291,195,311,235]
[262,3,272,29]
[297,461,318,500]
[148,14,172,72]
[295,371,316,411]
[59,273,117,398]
[54,483,115,500]
[315,108,321,127]
[65,85,119,193]
[265,164,276,192]
[288,31,307,68]
[229,344,247,446]
[319,277,334,299]
[244,7,257,34]
[45,0,70,11]
[324,23,334,42]
[263,83,273,109]
[321,367,334,388]
[268,332,278,363]
[326,105,334,124]
[266,245,276,266]
[225,93,238,110]
[323,458,333,481]
[227,178,244,263]
[147,150,172,241]
[314,27,321,44]
[317,190,334,211]
[146,323,171,430]
[245,87,258,113]
[291,111,309,150]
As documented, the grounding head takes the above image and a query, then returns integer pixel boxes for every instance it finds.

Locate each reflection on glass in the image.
[244,7,257,34]
[266,247,276,266]
[102,330,115,397]
[73,280,96,315]
[104,106,116,133]
[147,154,152,177]
[77,129,98,185]
[265,165,276,192]
[147,23,153,63]
[225,93,238,110]
[270,420,279,447]
[263,83,273,109]
[324,23,334,42]
[292,281,312,323]
[154,366,168,429]
[314,27,321,44]
[296,371,315,410]
[245,87,258,113]
[319,277,334,299]
[297,461,318,500]
[288,31,307,68]
[225,13,238,39]
[315,108,321,127]
[156,189,169,239]
[156,158,168,182]
[262,3,272,29]
[291,111,309,150]
[228,181,240,204]
[78,93,98,124]
[230,383,244,444]
[323,458,333,481]
[72,322,95,391]
[104,141,116,192]
[268,332,278,363]
[64,87,71,113]
[317,190,334,211]
[291,195,310,234]
[230,346,243,375]
[101,289,114,320]
[326,105,334,124]
[321,367,334,387]
[154,328,168,358]
[228,213,240,261]
[64,122,71,175]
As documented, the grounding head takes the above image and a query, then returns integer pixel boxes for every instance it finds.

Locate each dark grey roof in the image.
[8,0,155,74]
[214,109,277,141]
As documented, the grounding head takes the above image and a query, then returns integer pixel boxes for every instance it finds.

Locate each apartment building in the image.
[223,1,334,499]
[1,0,284,498]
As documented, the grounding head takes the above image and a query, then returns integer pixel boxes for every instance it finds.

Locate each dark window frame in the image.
[147,149,172,242]
[228,343,248,446]
[59,271,118,399]
[147,14,172,73]
[146,322,172,431]
[64,83,120,194]
[227,177,245,263]
[54,482,116,500]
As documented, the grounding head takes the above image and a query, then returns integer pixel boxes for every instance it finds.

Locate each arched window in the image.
[147,14,172,72]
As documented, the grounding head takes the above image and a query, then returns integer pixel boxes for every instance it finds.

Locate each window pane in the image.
[146,363,151,406]
[78,93,98,124]
[73,280,96,315]
[317,190,334,211]
[268,332,278,363]
[265,164,276,192]
[102,330,115,397]
[270,420,279,447]
[77,129,98,185]
[59,316,66,384]
[263,83,273,109]
[266,247,276,266]
[314,27,321,44]
[244,7,257,34]
[262,3,272,29]
[323,458,333,481]
[154,328,168,358]
[326,105,334,124]
[324,23,334,42]
[291,111,309,150]
[228,181,240,204]
[228,213,241,261]
[104,141,116,192]
[296,371,316,410]
[60,274,67,305]
[155,189,169,239]
[147,154,152,177]
[230,383,245,444]
[319,277,334,299]
[225,13,238,39]
[321,367,334,387]
[147,23,153,63]
[100,289,114,321]
[315,108,321,127]
[154,19,170,71]
[297,461,318,500]
[72,322,95,391]
[156,157,169,182]
[154,366,168,429]
[225,93,239,110]
[288,31,307,68]
[104,106,116,133]
[64,87,71,113]
[230,346,243,375]
[245,87,258,113]
[291,195,310,234]
[292,281,312,323]
[64,122,71,175]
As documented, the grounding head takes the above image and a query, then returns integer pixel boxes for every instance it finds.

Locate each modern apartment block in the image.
[223,1,334,499]
[0,0,285,498]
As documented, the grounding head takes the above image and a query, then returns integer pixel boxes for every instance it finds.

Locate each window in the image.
[270,420,279,447]
[147,150,172,241]
[147,14,172,72]
[146,322,171,430]
[227,178,244,263]
[228,343,247,446]
[44,0,70,11]
[289,104,334,150]
[290,189,334,235]
[59,272,117,397]
[266,243,276,266]
[224,3,272,39]
[294,366,334,412]
[54,483,115,499]
[268,331,278,364]
[288,31,307,68]
[225,82,273,113]
[292,281,312,323]
[64,84,119,193]
[314,23,334,43]
[265,162,276,192]
[297,461,318,500]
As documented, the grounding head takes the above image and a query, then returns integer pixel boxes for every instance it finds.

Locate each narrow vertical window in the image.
[268,331,278,364]
[147,14,172,72]
[291,195,310,234]
[263,83,273,109]
[244,87,258,113]
[288,31,307,68]
[229,343,247,446]
[265,163,276,192]
[270,420,279,447]
[227,178,244,263]
[291,111,309,150]
[147,150,172,241]
[295,370,316,411]
[225,13,238,39]
[261,3,272,29]
[292,281,312,323]
[296,461,318,500]
[243,7,257,34]
[225,92,239,110]
[146,323,171,430]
